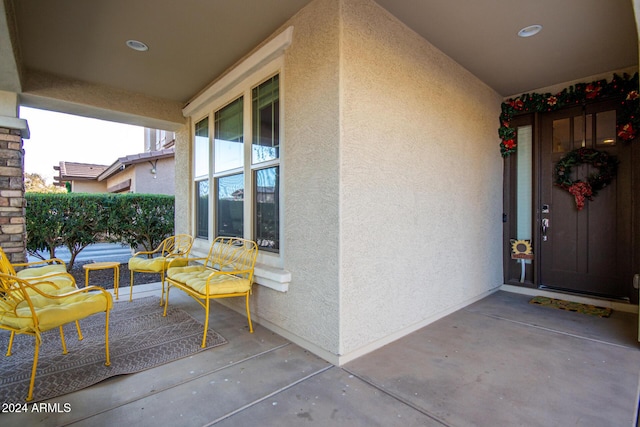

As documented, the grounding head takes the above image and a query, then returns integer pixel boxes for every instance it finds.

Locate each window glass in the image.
[215,97,244,173]
[195,117,209,178]
[252,75,279,164]
[552,118,571,152]
[596,110,616,146]
[216,173,244,238]
[573,115,585,149]
[196,180,209,239]
[516,126,532,241]
[255,167,279,251]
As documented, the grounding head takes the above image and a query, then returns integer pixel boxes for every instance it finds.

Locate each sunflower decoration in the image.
[510,239,533,259]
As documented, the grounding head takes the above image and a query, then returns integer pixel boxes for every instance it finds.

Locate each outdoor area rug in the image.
[529,296,612,318]
[0,296,227,403]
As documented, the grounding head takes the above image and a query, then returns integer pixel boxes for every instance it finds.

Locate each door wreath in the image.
[554,147,618,211]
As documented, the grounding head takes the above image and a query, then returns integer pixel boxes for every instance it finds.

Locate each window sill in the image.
[254,263,290,292]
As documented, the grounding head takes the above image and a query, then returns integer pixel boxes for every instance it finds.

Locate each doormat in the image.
[529,296,612,318]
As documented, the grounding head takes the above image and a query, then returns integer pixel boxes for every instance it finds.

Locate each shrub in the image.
[26,193,175,270]
[105,194,175,254]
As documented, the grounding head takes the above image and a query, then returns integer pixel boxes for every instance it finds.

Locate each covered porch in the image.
[2,286,638,426]
[0,1,639,423]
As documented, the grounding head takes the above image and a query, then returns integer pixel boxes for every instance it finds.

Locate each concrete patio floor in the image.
[2,285,639,426]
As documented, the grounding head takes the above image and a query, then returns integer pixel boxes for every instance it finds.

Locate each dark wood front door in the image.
[539,101,633,299]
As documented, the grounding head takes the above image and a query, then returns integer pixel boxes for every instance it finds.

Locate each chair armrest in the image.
[12,283,113,317]
[131,250,158,258]
[167,257,207,268]
[166,252,188,259]
[7,278,108,299]
[13,258,67,268]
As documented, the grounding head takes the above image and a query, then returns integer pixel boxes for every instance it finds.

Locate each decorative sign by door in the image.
[511,239,533,283]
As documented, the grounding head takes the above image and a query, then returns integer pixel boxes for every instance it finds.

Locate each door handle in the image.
[541,218,549,241]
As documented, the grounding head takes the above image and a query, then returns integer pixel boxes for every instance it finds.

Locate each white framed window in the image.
[186,27,292,288]
[190,67,282,260]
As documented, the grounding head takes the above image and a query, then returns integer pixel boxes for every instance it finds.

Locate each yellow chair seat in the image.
[167,266,251,294]
[15,265,74,291]
[129,256,187,273]
[0,292,110,332]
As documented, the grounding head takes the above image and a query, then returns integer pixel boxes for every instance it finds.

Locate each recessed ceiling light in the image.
[126,40,149,52]
[518,25,543,38]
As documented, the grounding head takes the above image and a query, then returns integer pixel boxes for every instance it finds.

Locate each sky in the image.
[19,107,145,184]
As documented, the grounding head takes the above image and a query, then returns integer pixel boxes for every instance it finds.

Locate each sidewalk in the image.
[31,243,133,264]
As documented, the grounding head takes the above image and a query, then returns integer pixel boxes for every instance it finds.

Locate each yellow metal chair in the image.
[0,273,112,401]
[164,237,258,347]
[128,234,194,303]
[0,247,85,359]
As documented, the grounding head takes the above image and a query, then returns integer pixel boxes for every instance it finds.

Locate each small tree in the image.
[24,173,66,194]
[59,195,110,270]
[107,194,174,254]
[25,193,65,260]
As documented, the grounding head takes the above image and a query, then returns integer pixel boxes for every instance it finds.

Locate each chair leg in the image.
[201,299,210,348]
[129,270,134,302]
[75,320,83,341]
[59,326,68,355]
[245,293,254,333]
[113,264,119,300]
[104,310,111,367]
[26,339,40,401]
[162,285,170,317]
[6,331,15,356]
[160,270,165,306]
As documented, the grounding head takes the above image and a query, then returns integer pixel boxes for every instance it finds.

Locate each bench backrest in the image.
[161,234,194,258]
[205,237,258,282]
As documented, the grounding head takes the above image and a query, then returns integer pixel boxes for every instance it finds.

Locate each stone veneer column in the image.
[0,126,26,264]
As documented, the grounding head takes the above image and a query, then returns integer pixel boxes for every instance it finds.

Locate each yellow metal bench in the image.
[164,237,258,347]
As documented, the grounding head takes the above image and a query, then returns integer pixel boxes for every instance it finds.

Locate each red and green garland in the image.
[499,72,639,157]
[554,148,618,210]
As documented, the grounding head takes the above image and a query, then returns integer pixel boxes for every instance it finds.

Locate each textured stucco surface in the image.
[72,180,107,193]
[173,125,191,235]
[105,166,134,192]
[181,0,504,362]
[338,0,503,356]
[20,70,185,131]
[250,0,342,355]
[132,156,175,195]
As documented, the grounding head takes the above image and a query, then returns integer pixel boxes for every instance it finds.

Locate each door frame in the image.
[502,107,640,304]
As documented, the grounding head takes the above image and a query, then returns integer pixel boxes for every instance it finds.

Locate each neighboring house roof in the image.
[98,147,175,181]
[53,162,109,185]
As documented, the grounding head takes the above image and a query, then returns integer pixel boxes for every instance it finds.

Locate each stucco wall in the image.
[250,0,343,356]
[182,0,504,363]
[105,166,134,193]
[338,0,504,357]
[72,180,107,193]
[133,157,175,195]
[173,125,191,235]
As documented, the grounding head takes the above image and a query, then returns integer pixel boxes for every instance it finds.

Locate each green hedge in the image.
[26,193,175,270]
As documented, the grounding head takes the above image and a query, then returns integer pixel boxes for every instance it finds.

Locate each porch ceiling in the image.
[1,0,638,126]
